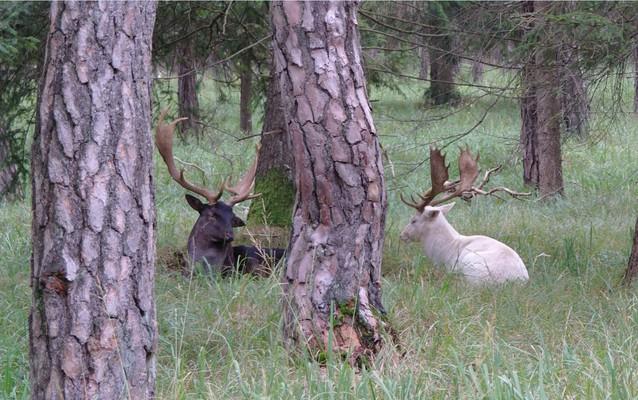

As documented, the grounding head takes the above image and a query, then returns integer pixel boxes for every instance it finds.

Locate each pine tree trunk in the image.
[471,54,484,83]
[272,1,388,362]
[559,1,589,137]
[248,62,294,228]
[239,62,253,134]
[177,40,200,137]
[623,218,638,285]
[427,3,458,105]
[30,2,158,399]
[429,45,457,105]
[520,1,564,196]
[0,135,17,196]
[535,1,564,197]
[419,47,429,80]
[634,45,638,113]
[560,59,589,137]
[520,63,540,186]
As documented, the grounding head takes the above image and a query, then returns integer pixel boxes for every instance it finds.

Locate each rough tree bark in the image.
[560,55,588,137]
[239,59,253,134]
[272,1,388,361]
[247,63,295,228]
[623,218,638,285]
[519,1,539,186]
[534,1,564,197]
[520,62,539,186]
[559,1,588,137]
[418,47,429,80]
[634,44,638,113]
[427,3,459,105]
[0,135,18,196]
[177,39,200,137]
[471,53,484,83]
[520,1,564,197]
[30,2,158,399]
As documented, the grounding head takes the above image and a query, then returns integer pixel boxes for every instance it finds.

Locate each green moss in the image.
[247,169,294,227]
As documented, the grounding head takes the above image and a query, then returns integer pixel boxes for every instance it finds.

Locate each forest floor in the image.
[1,71,638,399]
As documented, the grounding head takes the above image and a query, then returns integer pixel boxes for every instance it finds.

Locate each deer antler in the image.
[225,144,262,206]
[155,109,224,204]
[400,146,455,212]
[401,146,530,212]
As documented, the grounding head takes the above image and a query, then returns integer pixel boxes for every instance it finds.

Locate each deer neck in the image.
[421,219,464,266]
[187,232,233,267]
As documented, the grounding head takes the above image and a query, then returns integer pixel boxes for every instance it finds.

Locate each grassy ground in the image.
[1,70,638,399]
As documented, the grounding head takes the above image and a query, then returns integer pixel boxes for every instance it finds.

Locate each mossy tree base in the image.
[247,168,294,228]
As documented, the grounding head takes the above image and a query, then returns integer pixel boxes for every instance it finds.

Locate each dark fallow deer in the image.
[399,147,531,284]
[156,110,285,277]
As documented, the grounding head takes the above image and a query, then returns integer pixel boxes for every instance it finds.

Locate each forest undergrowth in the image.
[1,70,637,399]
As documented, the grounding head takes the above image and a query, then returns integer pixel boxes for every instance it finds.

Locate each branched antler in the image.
[401,146,531,212]
[155,109,260,205]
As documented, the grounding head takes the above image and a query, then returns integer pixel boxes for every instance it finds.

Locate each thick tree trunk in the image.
[272,1,388,362]
[248,64,294,228]
[535,2,564,197]
[623,218,638,285]
[520,1,564,197]
[239,61,253,134]
[177,40,200,137]
[427,3,458,106]
[30,2,158,399]
[429,45,458,105]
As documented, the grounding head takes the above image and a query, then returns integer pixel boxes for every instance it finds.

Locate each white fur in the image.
[400,203,529,285]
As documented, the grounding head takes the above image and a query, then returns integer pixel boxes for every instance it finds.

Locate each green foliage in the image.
[0,2,48,195]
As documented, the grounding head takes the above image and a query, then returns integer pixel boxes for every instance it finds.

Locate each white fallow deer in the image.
[399,147,530,285]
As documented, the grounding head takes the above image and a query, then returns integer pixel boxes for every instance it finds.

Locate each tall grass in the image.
[1,70,637,399]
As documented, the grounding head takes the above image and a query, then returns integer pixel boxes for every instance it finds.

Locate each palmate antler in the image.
[401,146,530,212]
[155,109,260,205]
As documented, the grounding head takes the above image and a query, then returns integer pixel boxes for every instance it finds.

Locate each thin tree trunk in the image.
[559,1,589,137]
[560,59,589,137]
[273,1,388,362]
[623,218,638,285]
[177,40,200,137]
[239,61,253,134]
[419,47,429,80]
[471,53,484,83]
[520,63,539,186]
[634,45,638,113]
[248,63,294,228]
[0,135,17,196]
[30,2,158,399]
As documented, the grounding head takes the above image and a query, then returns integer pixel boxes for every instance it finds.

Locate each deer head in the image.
[155,109,261,268]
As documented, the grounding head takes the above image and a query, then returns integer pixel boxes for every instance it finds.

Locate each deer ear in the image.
[185,194,205,213]
[231,215,245,227]
[426,209,439,218]
[439,202,455,215]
